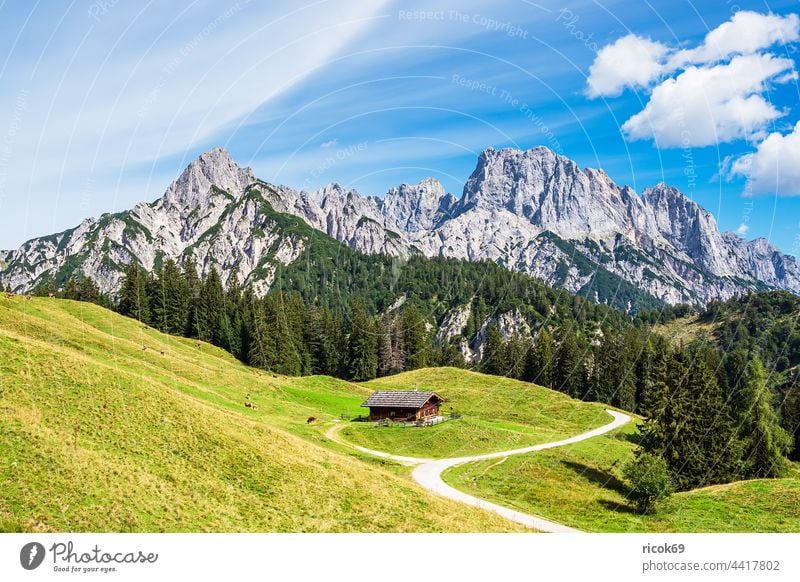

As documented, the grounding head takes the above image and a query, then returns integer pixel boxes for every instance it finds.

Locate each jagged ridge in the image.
[1,146,798,309]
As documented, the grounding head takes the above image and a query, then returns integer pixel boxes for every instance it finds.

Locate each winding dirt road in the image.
[326,409,631,533]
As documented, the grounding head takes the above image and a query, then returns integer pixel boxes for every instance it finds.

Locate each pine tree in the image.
[782,371,800,461]
[304,306,326,374]
[196,267,225,345]
[647,346,741,491]
[247,299,275,370]
[258,292,304,376]
[638,344,674,462]
[220,269,243,359]
[504,333,528,379]
[554,326,580,395]
[32,278,57,298]
[151,259,189,335]
[592,332,615,403]
[118,263,150,323]
[378,313,406,376]
[182,258,201,338]
[480,323,507,376]
[524,328,555,387]
[615,329,640,411]
[635,337,657,414]
[735,356,790,478]
[347,299,378,381]
[401,305,429,370]
[440,341,466,368]
[63,277,81,301]
[82,277,106,306]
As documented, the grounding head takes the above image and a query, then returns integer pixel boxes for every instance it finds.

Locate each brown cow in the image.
[306,416,317,424]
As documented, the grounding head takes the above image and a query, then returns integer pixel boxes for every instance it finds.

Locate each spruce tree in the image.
[182,258,201,338]
[504,333,528,379]
[247,299,275,370]
[221,270,243,359]
[440,341,466,368]
[347,299,378,381]
[615,329,640,411]
[735,356,790,478]
[480,323,507,376]
[378,313,406,376]
[524,328,554,387]
[401,305,429,370]
[782,371,800,461]
[197,267,225,345]
[152,259,189,335]
[654,347,741,491]
[118,263,150,323]
[554,326,580,395]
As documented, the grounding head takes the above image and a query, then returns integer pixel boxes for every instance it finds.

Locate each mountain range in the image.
[2,146,799,309]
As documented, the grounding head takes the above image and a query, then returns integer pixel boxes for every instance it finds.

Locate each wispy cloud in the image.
[0,1,391,246]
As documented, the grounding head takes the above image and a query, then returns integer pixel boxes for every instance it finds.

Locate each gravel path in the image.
[326,409,632,532]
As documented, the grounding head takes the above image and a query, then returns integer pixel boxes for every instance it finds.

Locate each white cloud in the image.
[586,34,670,98]
[730,121,800,195]
[735,223,750,235]
[320,139,338,149]
[622,54,792,147]
[586,11,800,100]
[587,11,800,155]
[669,11,800,68]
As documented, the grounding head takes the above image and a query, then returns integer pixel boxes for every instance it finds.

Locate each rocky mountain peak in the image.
[2,144,799,308]
[642,182,714,240]
[158,148,255,213]
[460,146,582,213]
[382,177,452,232]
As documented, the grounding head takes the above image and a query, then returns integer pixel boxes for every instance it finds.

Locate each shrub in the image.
[624,452,673,514]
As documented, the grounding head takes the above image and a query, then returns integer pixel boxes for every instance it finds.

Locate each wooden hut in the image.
[361,390,444,422]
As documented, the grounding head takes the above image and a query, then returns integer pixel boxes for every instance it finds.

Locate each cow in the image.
[48,293,55,298]
[245,401,258,410]
[306,416,317,424]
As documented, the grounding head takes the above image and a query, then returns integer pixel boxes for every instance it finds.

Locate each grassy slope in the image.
[0,296,523,533]
[444,422,800,532]
[340,368,612,458]
[653,315,717,346]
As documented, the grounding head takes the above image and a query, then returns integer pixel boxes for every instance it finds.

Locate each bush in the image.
[623,452,673,514]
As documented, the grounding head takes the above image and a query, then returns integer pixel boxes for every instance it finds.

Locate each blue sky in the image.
[1,0,800,256]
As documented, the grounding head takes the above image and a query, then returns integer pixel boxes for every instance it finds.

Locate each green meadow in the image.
[0,296,521,533]
[444,422,800,532]
[340,368,612,458]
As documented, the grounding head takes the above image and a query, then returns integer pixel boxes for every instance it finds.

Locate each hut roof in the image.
[361,390,443,409]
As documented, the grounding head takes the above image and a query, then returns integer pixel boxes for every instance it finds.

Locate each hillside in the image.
[0,295,525,532]
[444,422,800,532]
